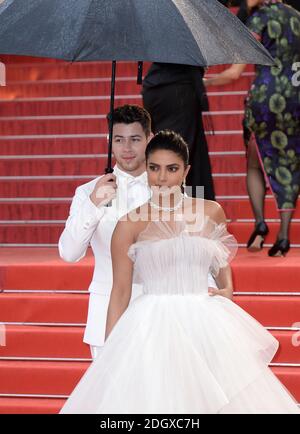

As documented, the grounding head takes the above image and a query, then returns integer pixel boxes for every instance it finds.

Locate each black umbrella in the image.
[0,0,274,174]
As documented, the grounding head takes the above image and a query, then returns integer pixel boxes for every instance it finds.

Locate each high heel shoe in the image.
[268,239,290,257]
[247,221,269,252]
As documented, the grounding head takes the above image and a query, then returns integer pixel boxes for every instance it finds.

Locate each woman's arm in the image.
[203,29,261,88]
[105,219,135,341]
[204,63,247,87]
[208,203,234,300]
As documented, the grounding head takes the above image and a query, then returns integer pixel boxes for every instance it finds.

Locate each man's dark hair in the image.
[107,105,152,137]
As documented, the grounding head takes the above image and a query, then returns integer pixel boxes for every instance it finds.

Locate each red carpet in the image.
[0,54,299,413]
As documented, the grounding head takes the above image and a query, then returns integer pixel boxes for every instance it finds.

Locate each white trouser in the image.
[90,345,102,360]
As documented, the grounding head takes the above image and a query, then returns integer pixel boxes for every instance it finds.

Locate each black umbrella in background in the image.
[0,0,274,174]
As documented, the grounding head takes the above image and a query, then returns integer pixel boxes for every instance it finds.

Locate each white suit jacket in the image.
[59,164,217,346]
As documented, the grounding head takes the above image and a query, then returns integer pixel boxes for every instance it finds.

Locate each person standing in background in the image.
[205,0,300,257]
[142,63,215,201]
[229,0,300,23]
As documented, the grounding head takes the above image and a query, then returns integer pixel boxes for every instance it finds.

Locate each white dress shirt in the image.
[59,164,217,347]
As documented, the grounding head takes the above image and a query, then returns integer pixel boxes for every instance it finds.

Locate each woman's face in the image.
[147,149,190,195]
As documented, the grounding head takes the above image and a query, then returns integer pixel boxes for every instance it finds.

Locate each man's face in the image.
[112,122,151,174]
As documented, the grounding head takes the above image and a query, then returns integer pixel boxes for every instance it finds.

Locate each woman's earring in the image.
[181,180,186,194]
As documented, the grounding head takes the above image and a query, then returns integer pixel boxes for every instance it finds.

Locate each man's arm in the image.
[58,186,106,263]
[59,174,117,263]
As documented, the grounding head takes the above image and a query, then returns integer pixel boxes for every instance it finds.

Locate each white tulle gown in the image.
[60,216,300,414]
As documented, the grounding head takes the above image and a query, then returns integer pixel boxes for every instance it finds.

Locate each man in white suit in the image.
[59,105,218,359]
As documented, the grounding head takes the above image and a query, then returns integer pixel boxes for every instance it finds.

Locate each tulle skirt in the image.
[60,294,300,414]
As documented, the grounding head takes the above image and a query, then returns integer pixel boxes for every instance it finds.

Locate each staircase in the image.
[0,55,299,414]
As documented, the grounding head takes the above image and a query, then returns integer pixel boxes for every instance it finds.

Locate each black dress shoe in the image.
[268,239,290,257]
[247,221,269,252]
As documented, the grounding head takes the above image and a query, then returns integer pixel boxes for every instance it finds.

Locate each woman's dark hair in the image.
[107,104,152,137]
[145,130,189,169]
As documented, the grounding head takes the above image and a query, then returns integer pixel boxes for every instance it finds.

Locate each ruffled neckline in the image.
[128,215,237,255]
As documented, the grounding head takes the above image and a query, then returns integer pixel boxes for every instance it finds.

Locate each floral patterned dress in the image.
[244,2,300,211]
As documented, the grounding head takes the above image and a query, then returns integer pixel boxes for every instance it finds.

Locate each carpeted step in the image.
[0,176,250,198]
[232,250,300,293]
[208,93,246,111]
[3,60,148,81]
[0,153,247,176]
[0,137,109,156]
[1,221,300,245]
[0,97,142,118]
[229,222,300,246]
[0,76,252,100]
[0,177,90,198]
[0,134,246,155]
[206,133,244,152]
[0,293,89,324]
[2,58,251,82]
[1,248,299,293]
[235,295,300,328]
[0,360,298,400]
[0,79,142,99]
[271,331,300,364]
[0,247,94,291]
[272,367,300,404]
[0,360,89,395]
[0,326,90,359]
[0,326,298,364]
[0,113,246,136]
[220,198,300,221]
[0,156,107,177]
[0,397,66,414]
[0,200,71,221]
[0,293,299,327]
[2,198,299,222]
[0,95,246,118]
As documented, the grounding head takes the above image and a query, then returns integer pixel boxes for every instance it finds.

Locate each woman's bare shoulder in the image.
[120,207,150,240]
[192,198,226,223]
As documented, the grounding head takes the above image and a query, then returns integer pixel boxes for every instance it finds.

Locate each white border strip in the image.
[1,322,299,331]
[2,243,300,248]
[0,357,298,367]
[0,151,246,159]
[0,174,247,180]
[0,133,107,140]
[3,72,255,86]
[0,111,245,121]
[235,292,300,297]
[0,198,72,202]
[0,393,69,399]
[0,94,141,103]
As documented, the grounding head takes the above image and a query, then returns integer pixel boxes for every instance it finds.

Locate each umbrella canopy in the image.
[0,0,274,176]
[0,0,273,66]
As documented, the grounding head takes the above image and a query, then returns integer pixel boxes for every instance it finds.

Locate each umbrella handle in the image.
[106,60,116,173]
[137,61,143,85]
[105,61,117,207]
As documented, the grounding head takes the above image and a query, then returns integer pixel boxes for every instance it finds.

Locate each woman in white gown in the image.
[60,131,300,414]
